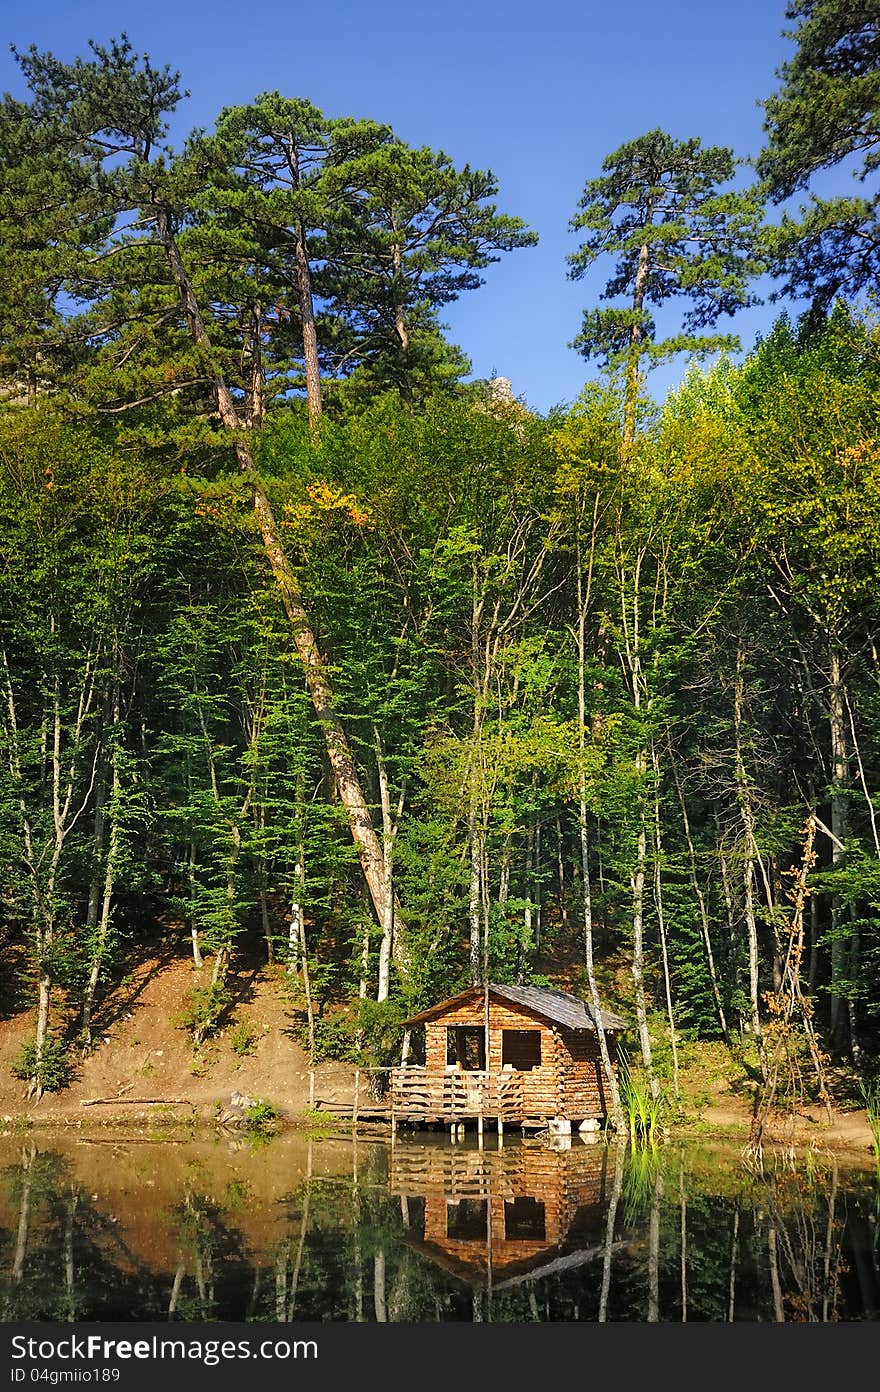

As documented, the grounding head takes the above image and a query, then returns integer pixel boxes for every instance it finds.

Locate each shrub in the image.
[229,1022,256,1057]
[11,1036,72,1093]
[301,1106,336,1134]
[242,1099,280,1132]
[173,984,231,1046]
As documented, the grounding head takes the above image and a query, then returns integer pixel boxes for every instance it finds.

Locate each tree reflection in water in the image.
[0,1134,878,1321]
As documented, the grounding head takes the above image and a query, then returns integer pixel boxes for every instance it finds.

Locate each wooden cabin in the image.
[390,983,625,1132]
[390,1139,613,1289]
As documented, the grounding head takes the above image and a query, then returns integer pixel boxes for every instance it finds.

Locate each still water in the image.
[0,1130,877,1321]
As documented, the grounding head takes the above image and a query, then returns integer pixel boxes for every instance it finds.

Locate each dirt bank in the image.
[0,940,876,1160]
[0,941,356,1130]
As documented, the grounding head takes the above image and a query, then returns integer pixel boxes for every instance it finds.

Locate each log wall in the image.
[392,997,617,1123]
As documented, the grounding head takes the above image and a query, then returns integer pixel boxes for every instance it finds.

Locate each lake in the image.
[1,1130,877,1321]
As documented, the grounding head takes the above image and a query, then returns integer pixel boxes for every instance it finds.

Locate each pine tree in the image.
[757,1,880,314]
[322,141,537,400]
[567,129,764,445]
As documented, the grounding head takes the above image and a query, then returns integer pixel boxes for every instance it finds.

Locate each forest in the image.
[0,1,879,1133]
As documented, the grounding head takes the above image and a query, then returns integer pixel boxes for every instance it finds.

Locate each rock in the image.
[215,1091,258,1127]
[579,1118,602,1134]
[489,376,514,404]
[548,1117,571,1136]
[230,1090,257,1111]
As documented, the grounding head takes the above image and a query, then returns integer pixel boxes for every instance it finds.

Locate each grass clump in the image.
[859,1077,880,1163]
[618,1049,664,1146]
[300,1105,336,1135]
[242,1099,280,1132]
[229,1021,257,1057]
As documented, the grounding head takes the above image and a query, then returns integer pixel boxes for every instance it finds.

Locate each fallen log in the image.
[80,1097,191,1107]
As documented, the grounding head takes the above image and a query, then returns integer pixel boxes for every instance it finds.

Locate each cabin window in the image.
[402,1027,425,1065]
[504,1197,546,1242]
[400,1194,425,1238]
[446,1198,487,1240]
[502,1029,542,1070]
[446,1026,485,1070]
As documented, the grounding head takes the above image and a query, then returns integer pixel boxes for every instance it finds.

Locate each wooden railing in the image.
[390,1066,526,1121]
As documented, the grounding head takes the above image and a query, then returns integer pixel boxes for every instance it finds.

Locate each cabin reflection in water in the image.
[390,1141,612,1288]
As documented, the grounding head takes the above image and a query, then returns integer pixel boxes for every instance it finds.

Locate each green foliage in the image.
[758,1,880,313]
[568,129,765,377]
[241,1099,280,1132]
[618,1048,665,1144]
[174,985,232,1047]
[300,1106,337,1134]
[310,997,408,1070]
[11,1037,72,1093]
[860,1076,880,1160]
[229,1022,257,1058]
[2,25,880,1111]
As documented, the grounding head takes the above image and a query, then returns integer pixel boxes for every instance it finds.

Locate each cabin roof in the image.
[403,983,626,1033]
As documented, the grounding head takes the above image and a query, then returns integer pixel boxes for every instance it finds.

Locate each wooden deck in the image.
[389,1065,598,1126]
[391,1066,523,1123]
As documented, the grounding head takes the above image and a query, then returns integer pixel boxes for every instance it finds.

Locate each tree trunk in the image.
[154,205,401,955]
[258,863,273,965]
[30,973,51,1101]
[468,809,482,986]
[576,546,623,1127]
[245,304,266,425]
[715,814,744,1038]
[619,550,657,1093]
[733,645,765,1072]
[10,1145,35,1293]
[672,757,729,1041]
[768,1224,785,1322]
[187,839,203,968]
[294,220,323,431]
[624,225,651,448]
[468,586,484,986]
[374,727,404,1003]
[679,1161,687,1323]
[286,1142,312,1320]
[647,1166,662,1321]
[828,644,849,1051]
[288,844,305,971]
[651,746,679,1100]
[727,1203,740,1322]
[631,810,656,1092]
[63,1188,78,1321]
[598,1141,626,1321]
[373,1251,388,1323]
[82,666,122,1047]
[391,225,412,402]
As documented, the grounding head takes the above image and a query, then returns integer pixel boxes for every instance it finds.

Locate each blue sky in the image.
[2,1,805,413]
